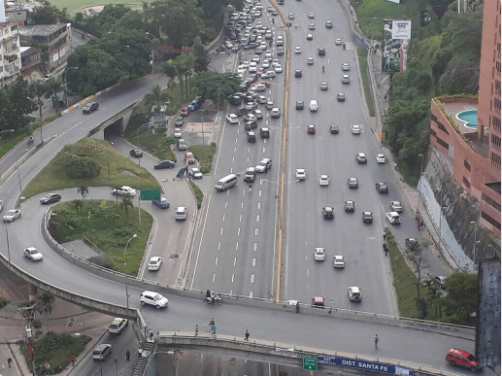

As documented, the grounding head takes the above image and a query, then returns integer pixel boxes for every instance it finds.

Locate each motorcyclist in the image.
[210,290,216,304]
[28,136,34,144]
[269,40,272,47]
[343,43,346,50]
[322,65,325,73]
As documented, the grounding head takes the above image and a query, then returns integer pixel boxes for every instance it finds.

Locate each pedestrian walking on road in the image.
[420,220,424,231]
[374,334,380,349]
[195,324,199,336]
[416,219,421,231]
[382,231,387,241]
[70,354,76,366]
[296,301,300,314]
[125,349,130,362]
[7,358,12,368]
[209,318,215,327]
[245,330,250,341]
[211,323,216,335]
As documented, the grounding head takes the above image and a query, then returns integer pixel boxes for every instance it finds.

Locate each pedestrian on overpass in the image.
[211,323,216,335]
[209,318,215,327]
[125,349,130,362]
[296,301,300,314]
[195,324,199,336]
[245,330,250,341]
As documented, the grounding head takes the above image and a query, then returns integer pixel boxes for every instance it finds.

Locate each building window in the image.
[463,176,471,188]
[491,152,501,169]
[464,160,472,171]
[481,211,501,230]
[431,113,438,123]
[482,193,501,212]
[496,80,501,95]
[491,134,501,151]
[493,116,501,132]
[430,128,437,137]
[436,136,449,150]
[495,98,501,111]
[438,122,450,134]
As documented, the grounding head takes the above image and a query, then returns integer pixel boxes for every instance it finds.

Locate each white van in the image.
[310,100,318,112]
[215,174,238,191]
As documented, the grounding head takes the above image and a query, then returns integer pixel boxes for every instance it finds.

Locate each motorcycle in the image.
[206,295,222,305]
[27,137,34,146]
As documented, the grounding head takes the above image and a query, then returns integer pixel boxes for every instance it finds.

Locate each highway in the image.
[188,11,285,299]
[280,0,447,314]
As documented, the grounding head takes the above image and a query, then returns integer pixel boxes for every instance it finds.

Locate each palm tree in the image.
[97,201,110,221]
[182,54,196,96]
[29,81,47,119]
[77,185,89,201]
[146,85,164,107]
[44,78,64,113]
[174,59,189,100]
[72,199,83,214]
[163,60,179,99]
[120,195,134,221]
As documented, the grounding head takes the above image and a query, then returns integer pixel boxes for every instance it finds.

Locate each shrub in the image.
[62,154,101,179]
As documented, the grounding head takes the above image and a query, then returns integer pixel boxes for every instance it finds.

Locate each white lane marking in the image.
[234,257,237,266]
[225,201,228,208]
[231,274,235,283]
[238,227,241,236]
[230,167,233,173]
[236,242,239,251]
[241,202,244,208]
[222,214,225,222]
[239,214,243,222]
[259,190,262,197]
[218,241,221,250]
[237,128,240,134]
[256,215,260,222]
[232,156,235,163]
[328,58,330,64]
[253,243,258,251]
[263,147,266,153]
[247,156,250,162]
[249,291,254,298]
[220,227,223,236]
[215,257,219,266]
[212,273,216,283]
[264,139,267,144]
[258,202,261,209]
[252,258,256,266]
[227,190,230,196]
[230,289,233,295]
[243,189,246,196]
[307,269,310,278]
[250,274,255,283]
[255,228,259,236]
[234,146,237,153]
[248,147,251,153]
[236,138,238,143]
[266,120,269,126]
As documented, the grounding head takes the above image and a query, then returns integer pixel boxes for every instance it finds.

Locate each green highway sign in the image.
[303,357,318,371]
[140,189,161,201]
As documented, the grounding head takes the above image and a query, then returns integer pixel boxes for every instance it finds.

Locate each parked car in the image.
[154,160,175,169]
[3,209,21,223]
[108,318,128,334]
[24,247,43,261]
[311,296,325,308]
[92,344,112,361]
[82,102,99,114]
[130,149,143,158]
[152,197,170,209]
[185,152,195,164]
[40,193,61,205]
[189,168,203,179]
[180,107,190,117]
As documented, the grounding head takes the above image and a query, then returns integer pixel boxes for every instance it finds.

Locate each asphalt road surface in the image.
[188,10,286,300]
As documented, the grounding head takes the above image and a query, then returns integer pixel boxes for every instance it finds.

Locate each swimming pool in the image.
[456,110,478,128]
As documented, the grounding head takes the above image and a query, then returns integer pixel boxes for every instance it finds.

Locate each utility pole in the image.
[19,305,36,375]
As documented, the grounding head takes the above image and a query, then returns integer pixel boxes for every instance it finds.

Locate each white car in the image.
[261,61,270,69]
[314,248,326,261]
[333,255,345,269]
[351,125,362,135]
[24,247,43,261]
[308,11,315,18]
[335,38,342,45]
[257,95,267,104]
[3,209,21,223]
[275,65,283,73]
[173,128,182,138]
[254,109,263,119]
[271,108,281,118]
[108,318,128,334]
[248,65,258,73]
[245,102,258,110]
[226,114,239,124]
[295,46,302,54]
[140,291,169,309]
[376,153,386,163]
[175,207,188,221]
[261,71,276,79]
[348,286,362,301]
[296,168,306,180]
[386,211,401,225]
[147,256,162,271]
[189,168,203,179]
[251,83,267,92]
[112,186,136,196]
[390,201,403,212]
[319,175,329,186]
[307,57,314,65]
[342,63,350,71]
[255,158,272,173]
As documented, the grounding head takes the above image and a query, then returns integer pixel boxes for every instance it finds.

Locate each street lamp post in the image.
[123,234,137,310]
[26,96,45,144]
[136,123,149,167]
[64,67,79,108]
[416,153,424,212]
[145,32,155,74]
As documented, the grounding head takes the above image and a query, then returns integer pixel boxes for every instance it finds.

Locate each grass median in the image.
[23,138,160,198]
[49,199,153,275]
[23,332,92,375]
[189,144,217,174]
[357,47,375,118]
[189,181,204,209]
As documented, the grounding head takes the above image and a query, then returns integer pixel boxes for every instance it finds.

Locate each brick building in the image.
[429,0,501,237]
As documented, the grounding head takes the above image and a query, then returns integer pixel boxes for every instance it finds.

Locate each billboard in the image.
[382,19,412,73]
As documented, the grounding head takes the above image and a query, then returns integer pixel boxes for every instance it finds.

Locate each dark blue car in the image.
[152,197,170,209]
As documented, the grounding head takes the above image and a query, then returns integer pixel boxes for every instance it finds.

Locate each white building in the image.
[0,21,22,86]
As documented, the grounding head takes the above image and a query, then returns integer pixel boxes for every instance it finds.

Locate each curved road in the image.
[0,6,472,374]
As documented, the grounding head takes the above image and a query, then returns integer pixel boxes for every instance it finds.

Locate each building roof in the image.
[20,46,41,57]
[485,182,501,194]
[19,23,67,37]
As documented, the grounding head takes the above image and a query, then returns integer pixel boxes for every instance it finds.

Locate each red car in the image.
[180,107,190,117]
[260,127,270,138]
[344,200,355,212]
[308,125,316,134]
[185,152,195,164]
[446,349,479,371]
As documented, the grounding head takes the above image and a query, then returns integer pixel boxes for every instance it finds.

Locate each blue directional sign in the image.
[318,356,414,376]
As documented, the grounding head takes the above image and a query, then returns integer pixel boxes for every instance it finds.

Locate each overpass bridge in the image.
[0,75,477,376]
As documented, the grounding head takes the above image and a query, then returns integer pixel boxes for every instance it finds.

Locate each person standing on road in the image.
[245,330,250,341]
[209,318,215,327]
[374,334,380,349]
[125,349,130,362]
[382,231,387,241]
[211,323,216,335]
[7,358,12,368]
[70,354,76,366]
[296,301,300,314]
[195,324,199,336]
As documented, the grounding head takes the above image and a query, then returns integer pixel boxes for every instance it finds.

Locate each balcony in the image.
[4,54,19,63]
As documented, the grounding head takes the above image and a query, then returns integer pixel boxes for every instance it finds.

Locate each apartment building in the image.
[0,21,22,86]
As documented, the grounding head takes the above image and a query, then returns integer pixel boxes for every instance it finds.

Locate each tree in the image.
[163,60,179,98]
[177,54,196,95]
[145,85,165,107]
[31,6,59,24]
[29,81,47,119]
[97,201,111,221]
[120,195,134,221]
[72,199,83,214]
[193,36,210,72]
[44,78,64,112]
[441,272,478,324]
[192,71,241,104]
[77,185,89,201]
